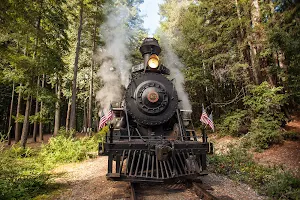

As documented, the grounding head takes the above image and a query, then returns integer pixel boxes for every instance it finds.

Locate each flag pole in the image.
[202,124,207,143]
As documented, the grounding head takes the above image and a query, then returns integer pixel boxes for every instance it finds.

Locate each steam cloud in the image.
[96,3,192,113]
[159,34,192,111]
[96,5,132,112]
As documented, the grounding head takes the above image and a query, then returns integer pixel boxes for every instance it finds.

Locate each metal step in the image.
[186,129,195,132]
[113,108,124,111]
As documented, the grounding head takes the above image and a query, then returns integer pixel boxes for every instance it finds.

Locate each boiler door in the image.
[135,80,169,115]
[125,72,178,126]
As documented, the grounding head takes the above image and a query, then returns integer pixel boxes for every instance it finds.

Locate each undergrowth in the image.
[217,82,288,150]
[208,146,300,200]
[0,127,108,199]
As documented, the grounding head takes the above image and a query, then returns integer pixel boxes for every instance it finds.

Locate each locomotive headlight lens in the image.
[148,54,159,69]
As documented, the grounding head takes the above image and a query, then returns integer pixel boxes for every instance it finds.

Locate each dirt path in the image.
[51,157,130,200]
[49,156,265,200]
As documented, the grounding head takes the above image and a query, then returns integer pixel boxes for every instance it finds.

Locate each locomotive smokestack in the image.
[140,38,161,68]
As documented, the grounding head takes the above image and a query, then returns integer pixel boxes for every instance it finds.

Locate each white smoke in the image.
[159,34,192,110]
[96,5,132,112]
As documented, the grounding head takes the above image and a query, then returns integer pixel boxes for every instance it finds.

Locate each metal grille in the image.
[109,149,202,180]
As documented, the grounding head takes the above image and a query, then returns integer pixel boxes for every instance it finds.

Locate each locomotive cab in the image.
[99,38,213,183]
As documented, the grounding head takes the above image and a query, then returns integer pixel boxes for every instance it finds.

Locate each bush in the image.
[217,82,287,149]
[0,145,53,199]
[243,82,286,119]
[40,134,100,165]
[218,109,249,136]
[208,146,300,199]
[282,131,300,141]
[0,130,104,199]
[247,116,283,149]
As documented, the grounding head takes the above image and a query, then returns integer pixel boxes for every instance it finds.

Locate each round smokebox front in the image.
[125,73,178,126]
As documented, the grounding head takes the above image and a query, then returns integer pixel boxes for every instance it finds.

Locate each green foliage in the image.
[243,82,286,119]
[217,82,286,149]
[0,132,102,199]
[282,130,300,141]
[40,128,103,165]
[40,135,98,165]
[242,82,286,149]
[247,116,283,149]
[97,125,109,138]
[0,144,53,200]
[209,146,300,199]
[218,110,249,136]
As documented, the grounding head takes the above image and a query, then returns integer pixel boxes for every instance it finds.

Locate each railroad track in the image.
[129,181,218,200]
[130,182,137,200]
[192,182,218,200]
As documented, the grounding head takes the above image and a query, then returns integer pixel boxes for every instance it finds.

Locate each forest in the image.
[0,0,300,199]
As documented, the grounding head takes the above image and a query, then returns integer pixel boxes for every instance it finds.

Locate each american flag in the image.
[106,104,114,121]
[200,105,215,131]
[99,110,107,129]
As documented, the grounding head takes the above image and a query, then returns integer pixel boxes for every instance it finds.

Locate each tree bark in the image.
[21,95,31,148]
[32,11,41,141]
[66,98,71,131]
[250,0,262,84]
[39,74,45,141]
[54,79,61,136]
[33,77,39,142]
[7,82,15,145]
[88,5,97,135]
[83,99,87,133]
[95,101,99,132]
[234,0,254,84]
[14,84,22,143]
[70,0,84,131]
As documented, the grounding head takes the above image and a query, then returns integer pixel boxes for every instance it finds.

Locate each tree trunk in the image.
[21,95,31,148]
[14,84,22,143]
[88,5,97,135]
[249,0,263,85]
[54,79,61,136]
[33,77,39,142]
[66,98,71,131]
[7,82,15,145]
[83,100,87,133]
[95,101,99,132]
[39,74,45,141]
[70,0,84,131]
[251,0,260,27]
[88,63,94,135]
[28,96,33,136]
[250,0,261,84]
[248,41,261,84]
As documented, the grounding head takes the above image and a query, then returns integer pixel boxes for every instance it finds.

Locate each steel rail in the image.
[192,182,219,200]
[130,182,137,200]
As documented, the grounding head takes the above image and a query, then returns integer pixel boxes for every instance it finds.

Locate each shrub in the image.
[247,115,283,149]
[218,109,249,136]
[217,82,288,149]
[243,82,286,120]
[282,131,300,141]
[0,145,53,199]
[0,131,105,199]
[40,134,98,165]
[208,146,300,199]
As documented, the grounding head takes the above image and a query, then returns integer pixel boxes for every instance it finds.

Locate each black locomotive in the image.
[99,38,213,183]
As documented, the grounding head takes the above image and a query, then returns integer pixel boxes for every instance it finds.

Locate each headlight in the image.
[148,54,159,69]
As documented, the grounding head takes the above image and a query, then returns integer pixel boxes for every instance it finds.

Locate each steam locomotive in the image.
[99,38,213,183]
